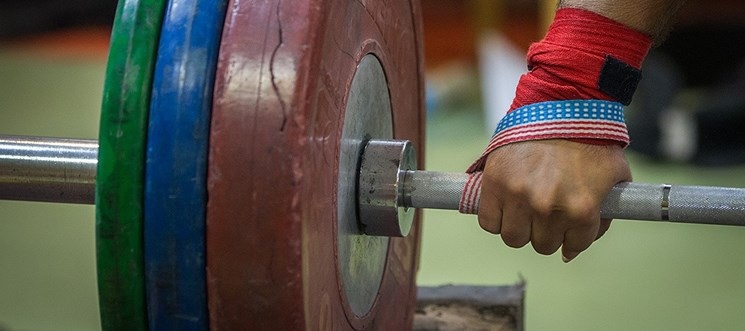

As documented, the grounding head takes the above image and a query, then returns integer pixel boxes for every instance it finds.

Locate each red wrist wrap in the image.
[512,8,652,110]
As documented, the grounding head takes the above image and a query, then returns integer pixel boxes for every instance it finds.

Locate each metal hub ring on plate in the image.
[336,54,391,318]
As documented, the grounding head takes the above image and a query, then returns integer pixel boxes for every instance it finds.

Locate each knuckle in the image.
[567,194,599,222]
[530,197,556,218]
[573,210,597,226]
[503,180,528,197]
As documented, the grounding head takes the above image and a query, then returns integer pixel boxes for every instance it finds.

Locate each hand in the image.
[478,139,632,262]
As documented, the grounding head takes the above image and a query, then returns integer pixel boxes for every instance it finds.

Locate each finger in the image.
[477,187,502,234]
[530,217,564,255]
[499,205,532,249]
[478,203,502,234]
[596,218,613,240]
[561,220,599,263]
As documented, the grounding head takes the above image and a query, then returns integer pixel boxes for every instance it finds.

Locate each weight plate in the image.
[96,0,166,329]
[144,0,227,329]
[206,0,425,330]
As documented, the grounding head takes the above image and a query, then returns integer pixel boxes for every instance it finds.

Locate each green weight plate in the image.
[95,0,166,329]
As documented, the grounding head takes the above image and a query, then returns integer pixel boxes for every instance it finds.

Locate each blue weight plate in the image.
[144,0,228,329]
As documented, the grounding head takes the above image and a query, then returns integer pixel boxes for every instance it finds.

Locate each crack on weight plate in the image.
[331,33,355,60]
[269,0,288,132]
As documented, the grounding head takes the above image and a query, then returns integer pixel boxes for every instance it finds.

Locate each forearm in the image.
[558,0,689,43]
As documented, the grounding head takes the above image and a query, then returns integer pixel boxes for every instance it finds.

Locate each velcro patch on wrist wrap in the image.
[598,55,643,106]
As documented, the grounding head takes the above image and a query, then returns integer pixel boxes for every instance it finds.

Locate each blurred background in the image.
[2,0,745,330]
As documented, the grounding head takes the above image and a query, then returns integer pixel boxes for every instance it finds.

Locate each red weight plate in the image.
[207,0,424,330]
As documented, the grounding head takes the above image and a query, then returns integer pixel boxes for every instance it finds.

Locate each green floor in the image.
[2,52,745,330]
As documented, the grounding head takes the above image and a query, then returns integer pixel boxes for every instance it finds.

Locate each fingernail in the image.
[562,254,575,263]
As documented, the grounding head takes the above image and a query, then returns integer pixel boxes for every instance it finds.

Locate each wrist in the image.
[500,8,652,149]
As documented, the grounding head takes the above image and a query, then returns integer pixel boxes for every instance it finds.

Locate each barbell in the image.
[3,135,745,229]
[3,0,745,330]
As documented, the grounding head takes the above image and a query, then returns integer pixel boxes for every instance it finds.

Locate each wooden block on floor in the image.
[415,283,525,331]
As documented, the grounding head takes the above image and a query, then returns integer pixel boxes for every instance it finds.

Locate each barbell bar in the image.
[358,139,745,237]
[3,134,745,236]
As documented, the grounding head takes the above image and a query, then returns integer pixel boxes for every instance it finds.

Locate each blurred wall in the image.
[0,50,103,330]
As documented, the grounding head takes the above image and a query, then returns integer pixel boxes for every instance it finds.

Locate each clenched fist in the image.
[478,139,632,262]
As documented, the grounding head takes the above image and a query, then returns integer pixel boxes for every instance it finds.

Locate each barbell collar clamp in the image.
[357,139,416,237]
